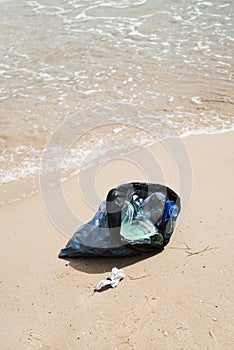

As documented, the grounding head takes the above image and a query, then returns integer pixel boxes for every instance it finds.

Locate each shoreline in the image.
[1,128,233,209]
[0,131,233,349]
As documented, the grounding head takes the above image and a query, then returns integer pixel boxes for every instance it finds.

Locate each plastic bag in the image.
[59,201,138,258]
[59,182,181,258]
[106,182,181,253]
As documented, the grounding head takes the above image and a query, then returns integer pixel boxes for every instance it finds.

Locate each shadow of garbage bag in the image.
[58,182,181,261]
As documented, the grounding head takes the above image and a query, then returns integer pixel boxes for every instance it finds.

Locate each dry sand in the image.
[0,131,233,349]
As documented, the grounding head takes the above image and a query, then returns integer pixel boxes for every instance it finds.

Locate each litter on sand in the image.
[59,182,181,258]
[95,267,125,291]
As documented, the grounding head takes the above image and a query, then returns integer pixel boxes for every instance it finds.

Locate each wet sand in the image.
[0,131,233,349]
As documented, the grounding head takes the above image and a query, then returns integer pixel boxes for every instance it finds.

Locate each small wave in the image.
[0,0,233,191]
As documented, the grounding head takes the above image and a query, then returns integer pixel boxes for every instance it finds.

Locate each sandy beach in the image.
[0,131,233,349]
[1,1,233,349]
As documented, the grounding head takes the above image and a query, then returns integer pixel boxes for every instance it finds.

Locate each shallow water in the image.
[0,0,233,190]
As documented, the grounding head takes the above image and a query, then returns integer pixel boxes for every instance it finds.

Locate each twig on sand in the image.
[209,330,215,340]
[128,274,151,280]
[170,242,191,251]
[118,339,135,349]
[170,243,219,257]
[185,246,219,257]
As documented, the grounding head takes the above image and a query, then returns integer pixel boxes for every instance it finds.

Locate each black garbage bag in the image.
[59,182,181,258]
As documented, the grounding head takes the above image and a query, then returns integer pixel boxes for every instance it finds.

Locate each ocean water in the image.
[0,0,233,193]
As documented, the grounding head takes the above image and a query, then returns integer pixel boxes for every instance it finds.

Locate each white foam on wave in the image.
[191,96,202,105]
[1,122,234,186]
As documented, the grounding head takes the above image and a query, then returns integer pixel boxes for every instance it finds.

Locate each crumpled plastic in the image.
[95,267,125,291]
